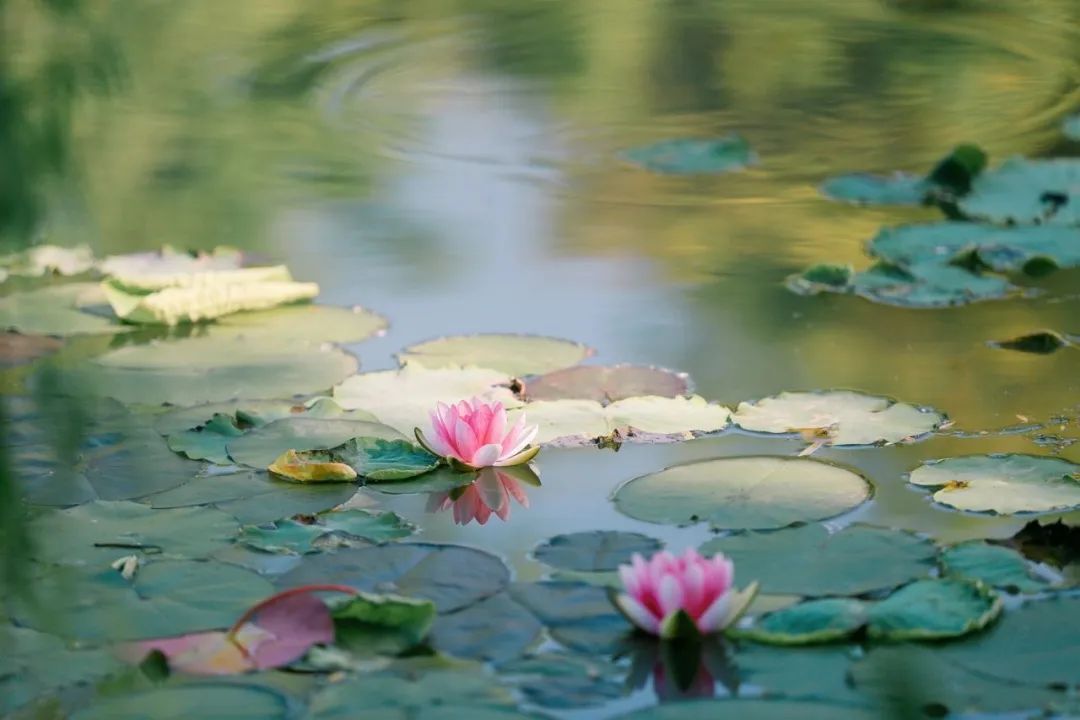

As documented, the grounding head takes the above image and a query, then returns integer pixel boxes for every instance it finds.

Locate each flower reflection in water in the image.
[426,465,540,526]
[623,635,738,703]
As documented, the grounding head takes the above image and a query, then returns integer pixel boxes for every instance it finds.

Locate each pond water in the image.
[1,0,1079,718]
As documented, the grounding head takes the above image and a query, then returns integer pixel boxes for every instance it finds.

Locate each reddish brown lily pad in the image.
[521,365,690,404]
[0,332,63,368]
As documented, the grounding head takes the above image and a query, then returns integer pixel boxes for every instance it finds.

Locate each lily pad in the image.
[939,541,1046,593]
[789,261,1016,308]
[0,333,64,368]
[740,598,869,645]
[508,581,629,654]
[621,135,756,174]
[268,449,358,483]
[99,245,243,283]
[146,467,358,525]
[332,438,440,480]
[733,390,945,446]
[734,645,866,705]
[331,591,437,657]
[700,524,936,596]
[521,365,690,404]
[613,456,871,530]
[226,418,403,469]
[429,592,543,663]
[521,395,731,446]
[398,334,592,376]
[533,531,663,572]
[72,684,292,720]
[0,244,96,278]
[210,303,387,344]
[497,653,626,709]
[958,157,1080,226]
[66,336,359,406]
[820,144,987,206]
[1065,114,1080,141]
[0,283,129,336]
[907,453,1080,514]
[614,699,878,720]
[989,330,1071,354]
[276,543,510,613]
[238,510,415,554]
[870,222,1080,272]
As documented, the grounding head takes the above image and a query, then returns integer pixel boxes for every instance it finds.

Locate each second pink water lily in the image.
[415,397,540,470]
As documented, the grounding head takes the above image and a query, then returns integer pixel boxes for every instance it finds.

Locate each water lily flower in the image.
[415,397,539,470]
[426,467,537,526]
[614,549,758,639]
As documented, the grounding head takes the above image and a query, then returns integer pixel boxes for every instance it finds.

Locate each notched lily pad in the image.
[958,157,1080,226]
[508,581,629,654]
[613,456,871,531]
[870,223,1080,273]
[787,261,1015,308]
[939,541,1046,593]
[332,438,440,481]
[733,390,945,446]
[908,453,1080,514]
[398,333,592,376]
[239,509,415,554]
[621,135,756,174]
[520,365,690,404]
[821,144,987,206]
[534,531,663,572]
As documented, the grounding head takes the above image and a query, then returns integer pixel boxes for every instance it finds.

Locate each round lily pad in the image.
[741,598,869,645]
[866,579,1001,641]
[958,157,1080,226]
[614,699,878,720]
[276,543,510,613]
[332,438,440,481]
[939,541,1046,593]
[0,283,129,336]
[522,365,690,404]
[621,135,756,174]
[732,390,945,446]
[869,223,1080,273]
[66,336,359,406]
[521,395,730,446]
[398,334,592,376]
[225,417,404,469]
[429,592,543,663]
[613,456,871,530]
[821,173,929,206]
[238,509,415,555]
[497,653,626,710]
[533,531,662,572]
[210,303,387,344]
[700,524,936,597]
[508,581,628,654]
[907,453,1080,514]
[72,684,292,720]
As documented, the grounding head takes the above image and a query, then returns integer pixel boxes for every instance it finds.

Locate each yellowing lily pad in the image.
[907,453,1080,514]
[613,456,871,530]
[269,449,358,482]
[398,334,592,376]
[733,390,945,446]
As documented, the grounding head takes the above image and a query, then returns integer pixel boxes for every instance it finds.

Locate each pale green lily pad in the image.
[621,135,756,174]
[0,283,129,336]
[733,390,945,446]
[429,592,543,663]
[331,438,440,480]
[398,333,592,376]
[820,144,987,207]
[333,364,519,436]
[789,261,1015,308]
[147,467,358,525]
[519,395,730,446]
[508,581,628,654]
[907,453,1080,514]
[522,365,690,403]
[934,595,1080,686]
[29,500,238,565]
[209,303,387,344]
[613,456,871,530]
[98,245,243,283]
[331,591,436,657]
[72,684,292,720]
[940,541,1046,592]
[534,530,662,572]
[870,223,1080,273]
[0,244,96,278]
[66,336,359,406]
[701,524,936,596]
[226,418,403,469]
[276,543,510,613]
[12,559,274,642]
[496,653,626,709]
[958,157,1080,226]
[615,699,878,720]
[238,509,415,554]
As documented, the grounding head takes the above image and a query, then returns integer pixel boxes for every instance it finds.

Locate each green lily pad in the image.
[614,699,878,720]
[226,418,403,469]
[787,261,1015,308]
[820,144,987,206]
[1064,114,1080,141]
[238,509,415,554]
[613,456,871,530]
[12,559,274,642]
[870,223,1080,272]
[933,595,1080,686]
[508,581,628,654]
[331,591,437,657]
[700,524,935,597]
[521,365,690,404]
[740,598,869,645]
[429,592,543,663]
[735,645,866,705]
[940,541,1047,592]
[146,467,358,525]
[72,684,292,720]
[366,466,477,496]
[989,330,1071,354]
[210,303,387,344]
[167,413,247,464]
[66,336,359,406]
[733,390,945,446]
[533,531,663,572]
[621,135,756,174]
[398,333,592,376]
[29,500,238,565]
[497,653,626,709]
[276,543,510,613]
[958,157,1080,226]
[331,438,440,480]
[0,283,129,336]
[907,453,1080,514]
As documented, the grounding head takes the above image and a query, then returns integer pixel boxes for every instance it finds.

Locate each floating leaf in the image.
[989,330,1071,354]
[739,598,869,645]
[509,582,629,654]
[621,135,756,174]
[268,449,357,483]
[613,456,871,531]
[1064,114,1080,141]
[787,263,853,293]
[398,333,592,376]
[907,453,1080,514]
[734,645,866,705]
[870,223,1080,272]
[239,510,415,554]
[277,543,510,613]
[429,592,543,663]
[958,157,1080,226]
[0,243,96,278]
[331,590,436,657]
[72,684,292,720]
[787,261,1015,308]
[614,699,878,719]
[701,524,935,596]
[99,246,243,284]
[497,653,626,709]
[226,418,402,469]
[521,365,690,404]
[733,390,944,446]
[210,303,387,344]
[939,542,1046,593]
[521,395,730,446]
[331,438,440,480]
[821,144,987,206]
[0,332,63,368]
[0,283,129,336]
[534,530,663,573]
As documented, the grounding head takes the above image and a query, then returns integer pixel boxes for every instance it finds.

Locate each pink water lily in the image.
[415,397,539,470]
[614,549,758,639]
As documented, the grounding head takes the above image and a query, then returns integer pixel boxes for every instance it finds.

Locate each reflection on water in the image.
[623,635,738,703]
[425,465,539,526]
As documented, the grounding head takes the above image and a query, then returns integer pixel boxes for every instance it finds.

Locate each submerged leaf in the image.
[534,531,663,572]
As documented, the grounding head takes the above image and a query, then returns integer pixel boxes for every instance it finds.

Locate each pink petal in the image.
[470,443,503,469]
[485,404,506,445]
[454,421,479,463]
[500,423,538,462]
[619,564,641,598]
[500,414,528,454]
[657,574,685,618]
[696,591,733,633]
[615,594,660,635]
